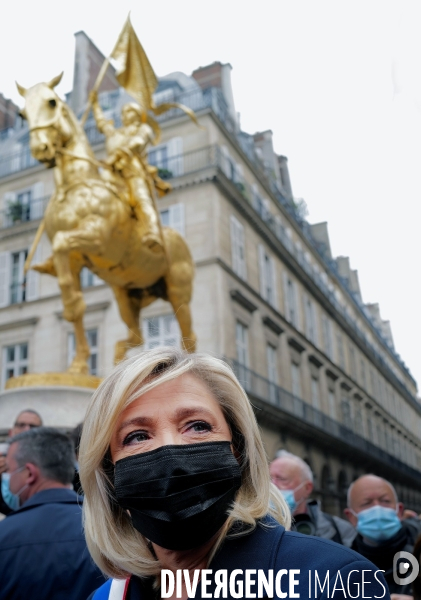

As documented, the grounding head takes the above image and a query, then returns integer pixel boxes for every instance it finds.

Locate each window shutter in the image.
[169,203,185,236]
[30,182,44,220]
[0,251,10,308]
[258,244,267,299]
[282,271,290,321]
[26,247,40,301]
[167,137,183,177]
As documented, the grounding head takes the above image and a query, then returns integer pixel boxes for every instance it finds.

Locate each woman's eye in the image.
[187,421,212,433]
[123,430,149,445]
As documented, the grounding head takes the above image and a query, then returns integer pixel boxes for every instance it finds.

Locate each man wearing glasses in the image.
[0,409,42,516]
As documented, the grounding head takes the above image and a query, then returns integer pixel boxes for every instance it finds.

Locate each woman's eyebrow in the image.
[173,406,215,421]
[116,416,154,436]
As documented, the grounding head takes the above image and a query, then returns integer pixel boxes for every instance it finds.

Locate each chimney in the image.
[277,155,293,199]
[192,61,237,127]
[70,31,118,116]
[0,94,19,131]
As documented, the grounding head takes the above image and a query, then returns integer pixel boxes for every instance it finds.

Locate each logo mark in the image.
[393,551,419,585]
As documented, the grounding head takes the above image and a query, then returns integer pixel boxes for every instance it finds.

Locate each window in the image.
[148,137,183,177]
[80,267,101,288]
[291,363,301,398]
[321,315,333,359]
[68,329,99,375]
[3,182,44,226]
[252,184,264,215]
[366,412,374,440]
[267,344,278,403]
[220,146,236,180]
[267,345,278,384]
[337,333,345,370]
[349,344,357,378]
[360,359,367,389]
[3,343,28,386]
[341,396,352,425]
[143,315,180,350]
[236,322,250,389]
[0,249,39,308]
[235,322,249,367]
[311,377,320,409]
[160,203,185,236]
[230,216,246,280]
[283,273,300,329]
[10,250,28,304]
[354,403,364,434]
[258,246,277,307]
[15,190,32,222]
[304,295,318,345]
[328,390,336,419]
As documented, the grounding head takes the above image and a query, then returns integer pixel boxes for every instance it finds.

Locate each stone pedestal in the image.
[0,386,95,435]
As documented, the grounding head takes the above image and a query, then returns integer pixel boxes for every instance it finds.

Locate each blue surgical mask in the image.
[1,468,27,511]
[281,489,297,513]
[279,481,307,514]
[354,505,402,542]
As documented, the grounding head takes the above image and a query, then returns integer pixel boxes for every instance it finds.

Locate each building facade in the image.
[0,33,420,515]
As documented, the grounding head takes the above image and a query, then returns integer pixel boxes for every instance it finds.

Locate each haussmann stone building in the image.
[0,31,420,515]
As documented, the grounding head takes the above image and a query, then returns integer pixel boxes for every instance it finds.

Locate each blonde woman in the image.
[81,348,388,600]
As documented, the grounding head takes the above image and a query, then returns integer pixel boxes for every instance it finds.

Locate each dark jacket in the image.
[352,518,421,596]
[0,487,105,600]
[89,516,389,599]
[292,499,357,547]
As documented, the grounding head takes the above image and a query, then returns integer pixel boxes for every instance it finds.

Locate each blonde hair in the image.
[79,347,291,578]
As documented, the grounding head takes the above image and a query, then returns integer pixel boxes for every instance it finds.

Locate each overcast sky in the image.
[1,0,420,390]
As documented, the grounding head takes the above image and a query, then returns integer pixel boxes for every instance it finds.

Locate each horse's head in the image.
[17,73,75,167]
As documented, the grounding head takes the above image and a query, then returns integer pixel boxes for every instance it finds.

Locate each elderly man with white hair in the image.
[344,474,421,599]
[270,450,356,546]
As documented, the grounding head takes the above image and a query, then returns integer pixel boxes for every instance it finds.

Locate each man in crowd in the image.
[270,450,356,546]
[0,427,104,599]
[345,474,421,598]
[8,408,42,437]
[0,408,43,516]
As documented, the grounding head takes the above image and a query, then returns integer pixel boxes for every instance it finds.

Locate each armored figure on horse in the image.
[16,19,198,376]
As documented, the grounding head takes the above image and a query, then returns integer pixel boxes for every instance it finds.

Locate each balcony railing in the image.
[227,359,421,482]
[0,104,414,389]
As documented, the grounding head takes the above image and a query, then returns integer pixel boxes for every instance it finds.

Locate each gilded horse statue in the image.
[16,73,196,375]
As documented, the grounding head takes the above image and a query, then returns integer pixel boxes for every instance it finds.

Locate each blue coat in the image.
[0,488,105,600]
[90,516,389,599]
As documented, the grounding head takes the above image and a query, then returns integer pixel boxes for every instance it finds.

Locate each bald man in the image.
[345,474,421,598]
[270,451,356,546]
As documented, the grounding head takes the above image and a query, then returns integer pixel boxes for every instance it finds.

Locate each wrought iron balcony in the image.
[0,120,414,392]
[227,359,421,484]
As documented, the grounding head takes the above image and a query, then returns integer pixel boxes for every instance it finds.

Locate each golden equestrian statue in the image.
[15,17,199,378]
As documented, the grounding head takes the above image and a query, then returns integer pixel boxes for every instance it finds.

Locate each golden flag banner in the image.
[110,15,202,140]
[110,15,158,109]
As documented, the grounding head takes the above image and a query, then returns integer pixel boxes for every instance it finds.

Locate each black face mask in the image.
[114,441,242,550]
